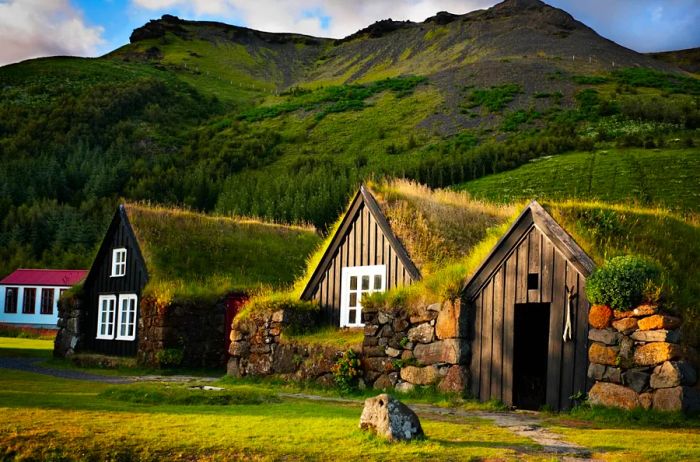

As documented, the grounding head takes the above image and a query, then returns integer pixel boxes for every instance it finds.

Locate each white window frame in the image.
[111,248,127,277]
[115,294,138,341]
[340,265,386,328]
[96,295,117,340]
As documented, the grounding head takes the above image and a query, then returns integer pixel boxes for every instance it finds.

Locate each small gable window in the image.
[116,294,138,341]
[96,295,116,339]
[340,265,386,328]
[111,248,127,277]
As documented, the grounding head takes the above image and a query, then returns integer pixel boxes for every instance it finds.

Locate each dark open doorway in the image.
[513,303,550,410]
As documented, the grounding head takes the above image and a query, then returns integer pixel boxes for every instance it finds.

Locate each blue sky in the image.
[1,0,699,66]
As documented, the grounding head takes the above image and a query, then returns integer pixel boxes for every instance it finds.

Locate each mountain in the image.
[0,0,698,277]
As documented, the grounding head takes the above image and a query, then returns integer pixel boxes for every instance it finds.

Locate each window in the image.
[40,288,55,315]
[59,289,67,298]
[111,248,127,277]
[116,294,138,341]
[4,288,17,313]
[340,265,386,328]
[527,273,539,290]
[96,295,117,339]
[22,288,36,314]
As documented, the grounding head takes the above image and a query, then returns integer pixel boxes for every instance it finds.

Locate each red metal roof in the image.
[0,269,87,287]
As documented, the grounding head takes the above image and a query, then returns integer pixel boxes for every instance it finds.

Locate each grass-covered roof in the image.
[123,203,321,302]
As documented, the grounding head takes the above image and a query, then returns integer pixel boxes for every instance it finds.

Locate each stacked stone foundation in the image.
[361,300,469,393]
[587,303,700,412]
[227,300,471,395]
[227,309,343,386]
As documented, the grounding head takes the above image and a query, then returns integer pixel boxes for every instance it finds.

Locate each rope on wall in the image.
[563,285,576,342]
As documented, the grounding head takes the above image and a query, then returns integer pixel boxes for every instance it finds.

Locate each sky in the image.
[1,0,699,66]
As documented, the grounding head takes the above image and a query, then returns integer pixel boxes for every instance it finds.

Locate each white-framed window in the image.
[111,248,127,277]
[340,265,386,328]
[116,294,138,341]
[96,295,117,339]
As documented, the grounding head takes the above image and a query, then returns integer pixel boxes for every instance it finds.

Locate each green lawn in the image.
[456,147,700,212]
[2,338,699,461]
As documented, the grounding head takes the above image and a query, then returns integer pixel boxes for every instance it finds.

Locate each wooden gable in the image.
[82,205,149,357]
[461,201,595,411]
[301,185,420,325]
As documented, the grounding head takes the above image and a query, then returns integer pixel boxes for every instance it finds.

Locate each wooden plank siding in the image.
[465,222,591,411]
[308,201,418,325]
[82,208,148,357]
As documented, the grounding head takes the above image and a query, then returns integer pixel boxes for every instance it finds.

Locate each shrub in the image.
[585,255,661,310]
[331,349,362,394]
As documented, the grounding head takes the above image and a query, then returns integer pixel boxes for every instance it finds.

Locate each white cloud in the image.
[130,0,495,38]
[0,0,105,66]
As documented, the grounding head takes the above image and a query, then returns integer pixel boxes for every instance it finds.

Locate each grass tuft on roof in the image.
[123,203,321,303]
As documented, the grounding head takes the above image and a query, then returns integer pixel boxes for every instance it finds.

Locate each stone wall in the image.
[587,303,700,412]
[54,290,85,358]
[138,296,228,368]
[361,300,469,393]
[226,301,471,393]
[227,309,343,386]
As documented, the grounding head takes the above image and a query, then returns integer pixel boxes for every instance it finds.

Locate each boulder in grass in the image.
[359,394,424,441]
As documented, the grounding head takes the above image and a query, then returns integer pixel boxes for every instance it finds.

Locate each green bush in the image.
[585,255,661,310]
[331,349,362,394]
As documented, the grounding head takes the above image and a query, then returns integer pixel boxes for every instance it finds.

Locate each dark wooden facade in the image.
[301,186,421,325]
[462,201,595,411]
[82,205,148,357]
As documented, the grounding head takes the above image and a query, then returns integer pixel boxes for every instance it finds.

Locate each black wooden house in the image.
[81,205,148,357]
[462,201,595,411]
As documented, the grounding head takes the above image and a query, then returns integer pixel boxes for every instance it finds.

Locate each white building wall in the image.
[0,285,67,328]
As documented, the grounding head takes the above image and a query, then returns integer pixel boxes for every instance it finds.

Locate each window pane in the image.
[349,292,357,307]
[348,309,356,324]
[362,275,370,290]
[23,288,35,314]
[374,275,382,290]
[5,288,17,313]
[349,276,357,290]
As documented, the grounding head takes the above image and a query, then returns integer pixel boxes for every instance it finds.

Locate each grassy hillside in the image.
[457,147,700,211]
[0,0,699,277]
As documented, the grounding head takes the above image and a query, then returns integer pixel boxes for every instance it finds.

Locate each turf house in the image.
[229,180,699,412]
[54,203,320,368]
[462,200,595,410]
